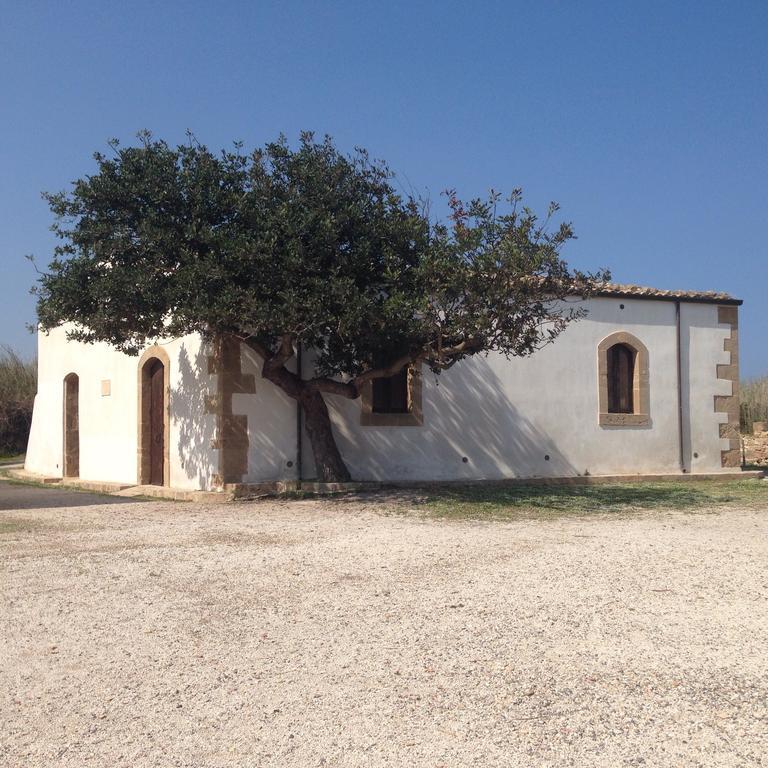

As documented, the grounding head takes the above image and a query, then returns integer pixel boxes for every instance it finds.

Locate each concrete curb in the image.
[5,468,61,484]
[4,467,763,503]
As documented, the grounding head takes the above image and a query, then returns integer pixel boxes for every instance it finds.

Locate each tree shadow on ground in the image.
[417,479,767,520]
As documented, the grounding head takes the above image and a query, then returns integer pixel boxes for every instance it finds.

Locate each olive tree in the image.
[35,132,606,481]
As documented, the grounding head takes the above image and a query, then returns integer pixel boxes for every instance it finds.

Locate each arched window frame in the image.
[597,332,650,426]
[137,345,171,485]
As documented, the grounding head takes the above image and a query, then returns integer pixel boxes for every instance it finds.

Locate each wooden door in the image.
[63,374,79,478]
[148,360,165,486]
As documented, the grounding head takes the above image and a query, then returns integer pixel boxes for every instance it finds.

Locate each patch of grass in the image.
[422,479,768,521]
[0,454,25,465]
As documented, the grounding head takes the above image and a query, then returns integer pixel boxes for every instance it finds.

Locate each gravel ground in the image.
[1,488,767,767]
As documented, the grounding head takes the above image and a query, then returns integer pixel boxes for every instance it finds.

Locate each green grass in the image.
[421,479,768,520]
[0,454,24,465]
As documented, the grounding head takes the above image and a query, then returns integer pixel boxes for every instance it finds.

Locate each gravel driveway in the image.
[1,486,766,767]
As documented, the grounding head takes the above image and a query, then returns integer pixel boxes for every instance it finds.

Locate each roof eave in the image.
[592,291,742,306]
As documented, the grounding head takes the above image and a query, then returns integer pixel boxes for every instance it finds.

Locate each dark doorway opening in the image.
[607,343,636,414]
[63,373,79,478]
[146,359,165,486]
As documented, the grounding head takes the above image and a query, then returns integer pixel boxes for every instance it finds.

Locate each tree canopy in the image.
[36,131,607,481]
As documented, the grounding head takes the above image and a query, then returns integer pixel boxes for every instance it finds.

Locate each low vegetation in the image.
[0,347,36,457]
[741,375,768,432]
[421,479,768,520]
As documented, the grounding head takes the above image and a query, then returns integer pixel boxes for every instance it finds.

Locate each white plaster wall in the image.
[25,296,735,489]
[25,326,219,489]
[26,326,138,482]
[168,334,219,490]
[301,297,728,481]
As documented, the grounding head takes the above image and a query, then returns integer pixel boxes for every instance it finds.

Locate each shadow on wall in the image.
[170,342,584,485]
[173,341,299,488]
[238,345,299,483]
[173,343,217,489]
[330,355,580,482]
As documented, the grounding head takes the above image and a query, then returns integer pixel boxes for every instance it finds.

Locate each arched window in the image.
[597,332,650,426]
[607,343,635,414]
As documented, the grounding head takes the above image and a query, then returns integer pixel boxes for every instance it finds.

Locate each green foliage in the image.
[35,132,606,379]
[0,347,37,456]
[34,131,609,480]
[741,375,768,432]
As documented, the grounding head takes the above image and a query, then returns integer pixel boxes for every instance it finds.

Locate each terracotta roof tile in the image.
[592,282,741,305]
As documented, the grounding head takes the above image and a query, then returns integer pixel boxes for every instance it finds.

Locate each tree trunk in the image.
[256,349,352,483]
[299,388,352,483]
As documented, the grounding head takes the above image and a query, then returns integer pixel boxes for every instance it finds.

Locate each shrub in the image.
[740,375,768,433]
[0,347,37,456]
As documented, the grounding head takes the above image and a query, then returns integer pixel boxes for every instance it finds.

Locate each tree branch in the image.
[239,335,269,361]
[352,352,420,388]
[429,337,483,362]
[269,334,295,369]
[306,378,358,398]
[241,335,304,399]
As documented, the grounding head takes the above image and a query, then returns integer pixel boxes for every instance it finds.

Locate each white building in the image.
[24,285,743,491]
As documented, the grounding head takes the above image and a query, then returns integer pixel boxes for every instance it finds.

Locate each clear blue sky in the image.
[1,0,765,375]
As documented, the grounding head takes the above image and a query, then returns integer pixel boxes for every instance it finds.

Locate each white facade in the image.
[25,295,741,489]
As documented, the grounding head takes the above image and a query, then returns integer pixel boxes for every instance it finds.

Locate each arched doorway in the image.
[146,359,165,485]
[63,373,79,478]
[138,348,170,486]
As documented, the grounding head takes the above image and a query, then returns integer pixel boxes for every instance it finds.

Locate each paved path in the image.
[0,479,140,511]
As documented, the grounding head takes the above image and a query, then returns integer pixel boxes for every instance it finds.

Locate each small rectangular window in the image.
[361,363,423,426]
[372,367,410,414]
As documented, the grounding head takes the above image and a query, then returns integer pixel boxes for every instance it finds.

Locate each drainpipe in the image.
[296,342,303,485]
[675,300,687,473]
